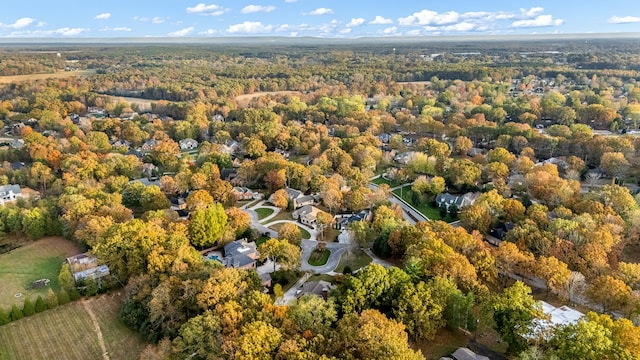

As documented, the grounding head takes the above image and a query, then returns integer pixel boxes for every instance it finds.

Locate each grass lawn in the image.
[308,249,331,266]
[317,228,340,242]
[335,248,372,273]
[0,237,80,311]
[308,274,335,283]
[0,292,147,360]
[371,176,405,188]
[265,210,293,223]
[255,236,269,246]
[392,186,456,222]
[411,328,469,360]
[255,207,275,221]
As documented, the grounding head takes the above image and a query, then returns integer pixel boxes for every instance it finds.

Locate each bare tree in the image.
[585,171,601,188]
[566,271,586,304]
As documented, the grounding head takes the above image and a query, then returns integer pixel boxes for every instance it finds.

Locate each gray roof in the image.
[0,184,21,195]
[452,348,489,360]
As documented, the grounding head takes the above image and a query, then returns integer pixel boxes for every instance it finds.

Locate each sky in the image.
[1,0,640,38]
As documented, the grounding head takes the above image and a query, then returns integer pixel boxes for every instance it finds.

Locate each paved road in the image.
[276,272,311,305]
[300,240,349,273]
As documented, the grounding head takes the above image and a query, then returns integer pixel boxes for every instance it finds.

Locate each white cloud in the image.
[520,7,544,18]
[407,29,421,36]
[186,3,228,16]
[100,27,132,32]
[382,26,397,34]
[285,0,297,2]
[346,18,365,28]
[609,16,640,24]
[227,21,273,33]
[0,17,34,29]
[442,21,475,32]
[199,29,217,35]
[305,8,333,16]
[289,31,298,37]
[36,21,46,27]
[512,15,564,28]
[242,5,276,14]
[152,17,165,24]
[370,16,392,25]
[94,13,111,20]
[339,28,352,34]
[56,27,89,36]
[398,10,460,26]
[168,27,194,36]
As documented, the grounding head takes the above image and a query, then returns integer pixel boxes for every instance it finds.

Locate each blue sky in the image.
[1,1,640,38]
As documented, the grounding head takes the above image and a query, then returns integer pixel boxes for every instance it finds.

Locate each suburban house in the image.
[435,192,479,210]
[170,194,188,211]
[529,301,584,341]
[440,347,490,360]
[231,187,259,201]
[141,163,159,178]
[489,221,515,242]
[296,280,335,300]
[268,187,316,209]
[394,151,418,165]
[0,184,22,205]
[292,205,323,227]
[111,139,131,150]
[65,253,110,284]
[179,138,199,150]
[334,209,372,230]
[223,239,260,269]
[140,139,158,152]
[10,139,25,149]
[221,140,240,155]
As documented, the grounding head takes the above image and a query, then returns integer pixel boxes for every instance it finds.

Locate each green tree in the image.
[289,294,337,335]
[34,295,47,313]
[393,281,444,340]
[57,289,71,305]
[46,288,59,309]
[258,238,301,272]
[235,321,283,360]
[489,281,543,353]
[335,309,424,360]
[172,310,223,359]
[10,304,23,321]
[22,297,35,316]
[551,317,617,360]
[0,307,10,325]
[189,203,228,248]
[21,208,47,240]
[58,263,75,291]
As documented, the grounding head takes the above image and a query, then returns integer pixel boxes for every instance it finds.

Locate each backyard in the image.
[334,248,373,273]
[0,237,80,311]
[0,292,147,360]
[392,186,457,222]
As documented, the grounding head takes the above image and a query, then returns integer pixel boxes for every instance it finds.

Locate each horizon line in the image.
[1,32,640,45]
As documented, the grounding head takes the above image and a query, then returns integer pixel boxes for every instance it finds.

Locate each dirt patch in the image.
[82,299,110,360]
[0,70,96,84]
[234,91,300,107]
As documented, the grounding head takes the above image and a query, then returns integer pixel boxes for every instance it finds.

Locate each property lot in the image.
[0,237,80,310]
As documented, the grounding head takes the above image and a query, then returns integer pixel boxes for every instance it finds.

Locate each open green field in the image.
[392,186,456,222]
[0,237,80,311]
[0,292,147,360]
[0,70,96,84]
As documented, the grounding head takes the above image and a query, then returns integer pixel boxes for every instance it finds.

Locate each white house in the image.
[0,184,22,205]
[179,138,199,150]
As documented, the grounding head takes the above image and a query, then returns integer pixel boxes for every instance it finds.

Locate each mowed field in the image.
[0,70,96,84]
[0,237,80,310]
[0,293,148,360]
